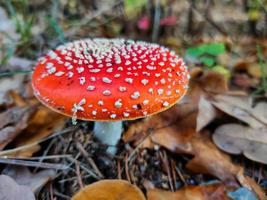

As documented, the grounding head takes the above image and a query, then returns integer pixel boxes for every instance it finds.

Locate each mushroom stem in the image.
[93,121,123,155]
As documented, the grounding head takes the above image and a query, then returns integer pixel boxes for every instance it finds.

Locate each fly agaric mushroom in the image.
[32,38,189,154]
[71,179,146,200]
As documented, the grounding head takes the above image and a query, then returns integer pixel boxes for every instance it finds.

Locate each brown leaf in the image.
[71,180,146,200]
[124,105,241,183]
[186,135,241,183]
[196,95,217,131]
[3,166,56,193]
[211,94,266,128]
[0,175,35,200]
[213,123,267,164]
[11,105,66,157]
[147,184,230,200]
[0,107,32,150]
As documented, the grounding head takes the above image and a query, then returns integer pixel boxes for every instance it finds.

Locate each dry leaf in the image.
[186,135,241,182]
[0,74,26,93]
[3,166,56,193]
[147,184,230,200]
[0,175,35,200]
[124,105,241,183]
[196,95,217,131]
[71,179,146,200]
[11,105,66,157]
[213,123,267,164]
[0,107,32,150]
[211,94,266,128]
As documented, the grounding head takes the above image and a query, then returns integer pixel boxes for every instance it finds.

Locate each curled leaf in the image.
[213,124,267,164]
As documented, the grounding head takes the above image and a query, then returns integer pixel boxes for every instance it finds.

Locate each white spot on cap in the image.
[55,71,64,76]
[141,79,149,85]
[160,78,166,84]
[92,110,97,116]
[102,77,112,84]
[125,78,133,84]
[77,67,84,73]
[98,100,104,106]
[125,60,131,65]
[110,114,116,119]
[106,68,113,73]
[143,99,149,105]
[90,69,101,73]
[131,91,140,99]
[79,77,86,85]
[87,85,95,91]
[67,72,74,78]
[114,99,122,108]
[163,101,169,107]
[90,77,96,81]
[157,89,164,95]
[123,112,129,117]
[103,90,111,96]
[119,86,126,92]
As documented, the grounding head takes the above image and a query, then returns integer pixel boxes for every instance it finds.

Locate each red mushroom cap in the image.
[32,38,189,121]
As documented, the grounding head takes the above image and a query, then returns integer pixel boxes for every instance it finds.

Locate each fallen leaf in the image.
[213,124,267,164]
[0,175,35,200]
[3,166,56,193]
[186,135,241,182]
[211,94,266,128]
[124,105,241,183]
[6,57,34,71]
[147,183,230,200]
[196,95,217,131]
[0,74,26,93]
[0,107,32,150]
[11,105,66,157]
[71,179,146,200]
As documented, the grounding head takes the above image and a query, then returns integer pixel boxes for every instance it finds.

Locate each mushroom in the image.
[32,38,189,154]
[71,179,146,200]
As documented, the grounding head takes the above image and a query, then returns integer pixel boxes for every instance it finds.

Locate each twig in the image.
[171,159,177,189]
[75,161,84,189]
[0,127,75,156]
[125,154,131,183]
[159,151,174,191]
[75,141,104,178]
[0,157,67,169]
[49,183,54,200]
[117,160,122,179]
[2,154,72,160]
[54,191,71,200]
[127,129,154,164]
[175,166,187,186]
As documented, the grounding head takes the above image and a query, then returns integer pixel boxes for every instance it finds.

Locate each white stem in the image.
[93,121,123,155]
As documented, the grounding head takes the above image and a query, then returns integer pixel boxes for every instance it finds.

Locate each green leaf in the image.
[211,65,231,79]
[186,45,206,57]
[186,43,225,58]
[205,43,225,56]
[199,56,215,67]
[125,0,146,17]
